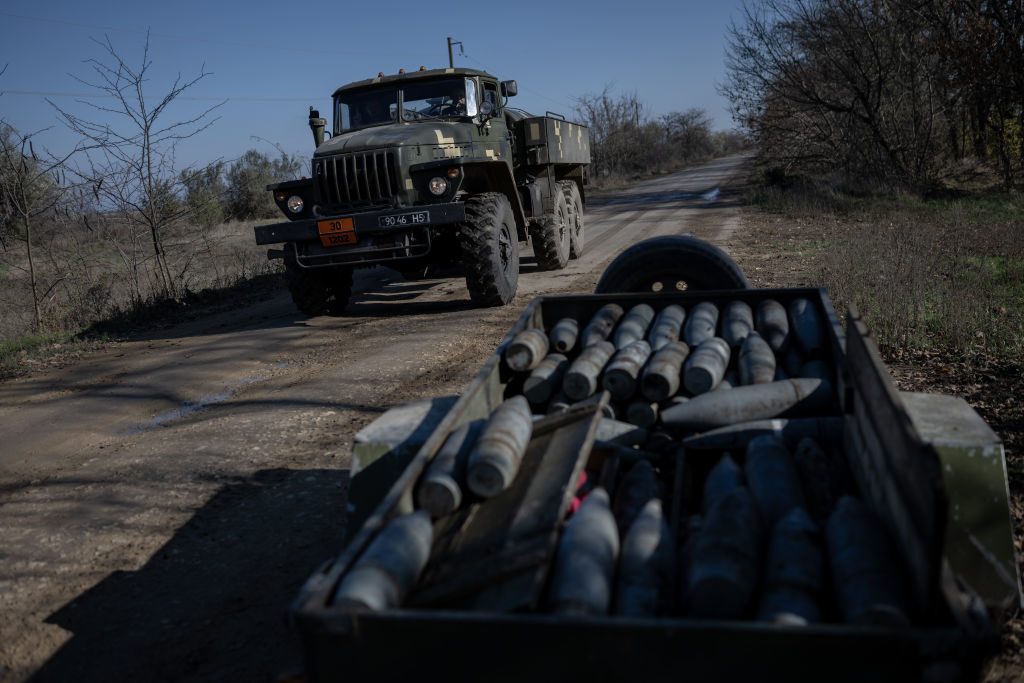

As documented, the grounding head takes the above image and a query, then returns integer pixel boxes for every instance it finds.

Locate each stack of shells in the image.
[332,297,911,627]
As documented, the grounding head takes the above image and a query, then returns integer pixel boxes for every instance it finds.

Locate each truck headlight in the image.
[286,195,305,213]
[428,177,448,196]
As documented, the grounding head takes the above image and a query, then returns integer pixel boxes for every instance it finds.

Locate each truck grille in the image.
[315,151,399,210]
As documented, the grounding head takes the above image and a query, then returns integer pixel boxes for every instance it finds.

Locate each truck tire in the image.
[285,259,353,316]
[595,235,750,293]
[561,180,585,259]
[530,189,571,270]
[461,192,519,306]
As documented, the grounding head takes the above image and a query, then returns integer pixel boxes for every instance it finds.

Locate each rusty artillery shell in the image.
[523,353,569,404]
[681,416,844,451]
[415,419,484,518]
[549,487,619,616]
[563,340,615,401]
[602,340,652,401]
[640,341,689,402]
[504,328,549,372]
[738,330,776,385]
[745,434,805,528]
[688,486,762,619]
[614,304,655,349]
[582,303,624,347]
[615,498,671,617]
[683,336,731,395]
[549,317,580,354]
[756,507,823,624]
[826,496,910,627]
[625,399,659,428]
[648,304,685,351]
[466,395,533,498]
[788,297,826,358]
[661,378,835,433]
[721,300,754,348]
[612,458,662,536]
[333,510,434,610]
[683,301,719,347]
[702,453,743,515]
[756,299,790,352]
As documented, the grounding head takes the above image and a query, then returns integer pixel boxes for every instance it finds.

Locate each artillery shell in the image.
[415,419,484,518]
[614,304,656,349]
[595,418,649,447]
[745,434,805,528]
[603,340,652,401]
[614,498,671,617]
[504,328,549,372]
[582,303,624,347]
[757,507,823,624]
[523,353,569,404]
[683,301,719,347]
[625,399,659,429]
[788,298,826,358]
[612,458,662,536]
[756,299,790,352]
[738,331,776,385]
[549,317,580,354]
[640,341,689,402]
[333,510,434,610]
[826,496,911,627]
[683,337,731,395]
[563,340,615,401]
[549,487,620,616]
[702,453,743,515]
[681,416,844,451]
[688,487,762,619]
[661,378,835,432]
[793,436,843,522]
[721,300,754,348]
[648,304,686,351]
[466,395,533,498]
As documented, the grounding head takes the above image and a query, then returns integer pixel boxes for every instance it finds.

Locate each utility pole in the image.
[447,37,463,68]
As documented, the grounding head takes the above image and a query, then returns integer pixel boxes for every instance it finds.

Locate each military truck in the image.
[254,67,591,315]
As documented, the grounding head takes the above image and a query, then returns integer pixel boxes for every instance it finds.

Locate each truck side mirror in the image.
[309,106,326,148]
[500,80,518,98]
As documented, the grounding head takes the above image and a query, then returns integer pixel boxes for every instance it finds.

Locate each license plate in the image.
[318,217,356,247]
[378,210,429,228]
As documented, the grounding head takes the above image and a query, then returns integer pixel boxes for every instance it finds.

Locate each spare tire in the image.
[595,235,750,293]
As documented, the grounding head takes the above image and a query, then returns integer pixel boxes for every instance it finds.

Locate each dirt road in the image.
[0,155,748,682]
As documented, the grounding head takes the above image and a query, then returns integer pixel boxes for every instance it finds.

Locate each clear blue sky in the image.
[0,0,746,171]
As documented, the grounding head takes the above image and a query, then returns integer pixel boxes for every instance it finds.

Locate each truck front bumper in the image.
[253,202,466,246]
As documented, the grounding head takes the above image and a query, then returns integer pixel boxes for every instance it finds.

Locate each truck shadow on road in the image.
[32,467,351,683]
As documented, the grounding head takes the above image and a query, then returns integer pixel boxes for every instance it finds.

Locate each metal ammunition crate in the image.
[292,289,1014,683]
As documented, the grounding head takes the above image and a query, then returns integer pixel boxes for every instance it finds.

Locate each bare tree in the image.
[51,32,222,299]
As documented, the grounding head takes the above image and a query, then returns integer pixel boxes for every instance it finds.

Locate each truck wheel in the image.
[461,192,519,306]
[530,189,571,270]
[561,180,585,259]
[285,259,353,316]
[595,235,750,293]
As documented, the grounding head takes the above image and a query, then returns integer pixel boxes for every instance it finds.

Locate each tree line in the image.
[722,0,1024,191]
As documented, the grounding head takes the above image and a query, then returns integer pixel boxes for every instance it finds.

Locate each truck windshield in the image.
[335,77,478,132]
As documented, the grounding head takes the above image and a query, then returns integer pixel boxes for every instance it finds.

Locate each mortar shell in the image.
[661,378,835,432]
[504,328,549,372]
[523,353,569,404]
[614,304,655,349]
[721,300,754,348]
[582,303,624,347]
[416,419,484,518]
[640,340,689,402]
[466,395,533,498]
[757,507,823,625]
[563,341,615,401]
[648,304,685,351]
[745,434,805,528]
[683,337,731,395]
[683,301,719,347]
[548,317,580,354]
[332,510,434,610]
[615,498,671,617]
[603,340,652,401]
[549,488,619,616]
[756,299,790,352]
[738,331,776,385]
